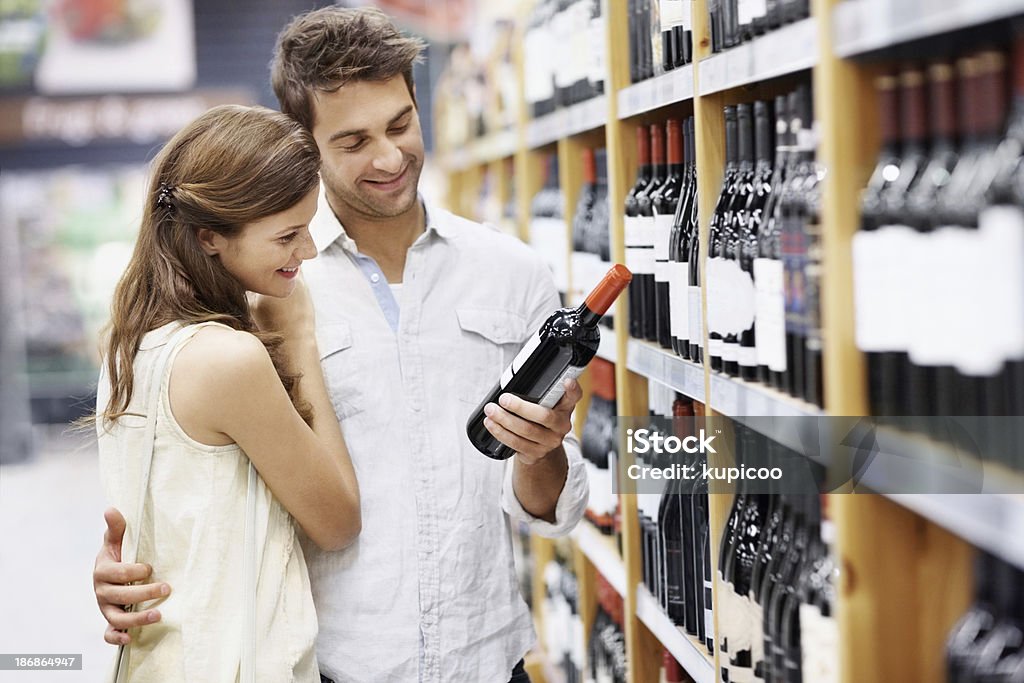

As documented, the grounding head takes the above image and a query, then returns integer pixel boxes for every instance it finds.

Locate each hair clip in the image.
[156,183,176,213]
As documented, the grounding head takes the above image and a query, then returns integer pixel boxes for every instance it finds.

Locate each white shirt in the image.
[302,187,589,683]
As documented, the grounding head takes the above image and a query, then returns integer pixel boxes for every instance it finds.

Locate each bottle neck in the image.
[738,106,754,165]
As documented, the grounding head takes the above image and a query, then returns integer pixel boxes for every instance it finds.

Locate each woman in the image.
[95,104,359,681]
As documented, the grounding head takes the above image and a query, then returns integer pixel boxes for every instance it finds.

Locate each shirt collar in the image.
[309,182,455,254]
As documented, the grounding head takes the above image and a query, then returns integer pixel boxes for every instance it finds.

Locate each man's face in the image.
[310,75,424,221]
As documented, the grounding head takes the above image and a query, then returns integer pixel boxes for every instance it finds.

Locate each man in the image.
[93,7,589,682]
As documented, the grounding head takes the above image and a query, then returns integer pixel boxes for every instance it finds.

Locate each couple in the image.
[92,7,588,683]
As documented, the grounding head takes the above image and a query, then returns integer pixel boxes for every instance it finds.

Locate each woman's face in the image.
[205,187,320,297]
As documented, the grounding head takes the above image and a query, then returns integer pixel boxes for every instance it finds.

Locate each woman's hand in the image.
[252,276,315,335]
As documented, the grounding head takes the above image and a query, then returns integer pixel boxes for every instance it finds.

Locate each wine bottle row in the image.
[627,0,694,83]
[582,357,621,543]
[707,83,825,408]
[708,0,810,55]
[590,572,630,683]
[638,382,715,654]
[544,549,586,683]
[625,115,702,364]
[525,0,606,119]
[855,36,1024,422]
[947,552,1024,682]
[572,147,615,328]
[530,153,570,298]
[716,437,838,683]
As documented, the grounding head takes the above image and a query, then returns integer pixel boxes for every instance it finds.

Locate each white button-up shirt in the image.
[301,187,589,683]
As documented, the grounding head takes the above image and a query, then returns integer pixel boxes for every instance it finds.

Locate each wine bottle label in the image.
[670,261,690,340]
[641,214,658,249]
[738,346,757,368]
[553,8,573,89]
[681,0,693,31]
[708,257,756,337]
[738,0,753,25]
[852,226,915,353]
[689,285,704,346]
[752,258,786,372]
[908,226,967,368]
[978,205,1024,364]
[722,342,739,363]
[569,0,589,87]
[750,0,768,19]
[731,665,754,683]
[799,605,839,683]
[539,364,586,408]
[659,0,686,29]
[589,16,606,87]
[654,213,674,263]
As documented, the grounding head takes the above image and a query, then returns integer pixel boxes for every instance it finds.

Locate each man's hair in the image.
[271,6,426,132]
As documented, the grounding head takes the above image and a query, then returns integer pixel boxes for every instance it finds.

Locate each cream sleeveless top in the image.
[97,322,319,682]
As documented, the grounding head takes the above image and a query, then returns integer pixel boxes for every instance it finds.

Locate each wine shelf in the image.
[443,129,518,171]
[625,339,706,403]
[572,520,627,596]
[833,0,1024,58]
[634,585,716,683]
[527,96,608,149]
[618,65,696,120]
[698,18,818,96]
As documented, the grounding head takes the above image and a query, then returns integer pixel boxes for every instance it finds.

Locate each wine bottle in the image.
[466,265,632,460]
[708,106,740,373]
[659,396,693,626]
[626,126,653,338]
[709,0,723,53]
[687,116,704,365]
[677,0,693,67]
[691,446,712,646]
[582,358,616,535]
[903,62,958,421]
[572,147,599,308]
[660,0,680,73]
[948,553,1000,681]
[766,494,811,682]
[639,123,668,341]
[755,95,791,388]
[656,119,685,349]
[718,475,748,682]
[798,495,839,683]
[856,73,905,417]
[670,117,696,360]
[961,560,1024,681]
[722,0,739,49]
[724,103,757,378]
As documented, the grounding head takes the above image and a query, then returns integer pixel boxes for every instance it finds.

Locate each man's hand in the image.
[251,275,316,335]
[482,378,583,464]
[93,508,170,645]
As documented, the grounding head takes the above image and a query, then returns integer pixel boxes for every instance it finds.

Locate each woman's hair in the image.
[100,104,320,426]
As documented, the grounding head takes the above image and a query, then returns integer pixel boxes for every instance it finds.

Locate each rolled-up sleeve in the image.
[501,430,589,537]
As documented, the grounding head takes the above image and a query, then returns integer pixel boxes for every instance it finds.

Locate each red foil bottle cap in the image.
[584,264,633,316]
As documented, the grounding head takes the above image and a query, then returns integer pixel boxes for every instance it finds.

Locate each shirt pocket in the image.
[316,322,367,420]
[455,308,528,405]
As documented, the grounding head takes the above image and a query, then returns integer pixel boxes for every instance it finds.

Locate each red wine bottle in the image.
[687,117,704,364]
[709,105,740,373]
[671,116,697,360]
[655,119,685,349]
[723,103,757,378]
[639,123,668,342]
[626,126,653,339]
[466,265,632,460]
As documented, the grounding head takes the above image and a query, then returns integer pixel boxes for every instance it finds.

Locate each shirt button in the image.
[370,273,381,284]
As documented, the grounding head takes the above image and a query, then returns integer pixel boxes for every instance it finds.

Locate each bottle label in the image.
[852,226,916,353]
[738,0,753,25]
[708,257,756,337]
[539,364,586,408]
[978,206,1024,363]
[799,605,839,683]
[659,0,686,29]
[753,258,786,372]
[738,346,757,368]
[589,16,606,87]
[709,338,724,357]
[569,0,589,87]
[907,226,967,368]
[654,213,674,263]
[689,285,704,348]
[624,215,644,246]
[670,261,690,340]
[722,342,739,363]
[750,0,768,19]
[500,333,543,389]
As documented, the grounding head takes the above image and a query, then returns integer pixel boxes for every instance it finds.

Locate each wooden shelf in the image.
[833,0,1024,58]
[634,585,716,683]
[571,520,627,597]
[625,339,706,403]
[527,96,608,149]
[442,129,518,171]
[698,18,818,96]
[617,65,695,119]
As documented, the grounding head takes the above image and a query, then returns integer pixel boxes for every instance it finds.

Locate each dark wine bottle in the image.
[722,0,739,49]
[687,116,704,364]
[797,495,839,683]
[962,560,1024,681]
[466,265,632,460]
[723,103,757,378]
[671,116,696,359]
[656,119,685,349]
[626,126,653,339]
[709,106,740,373]
[948,553,1000,681]
[755,95,790,388]
[639,123,668,342]
[709,0,723,53]
[717,476,748,682]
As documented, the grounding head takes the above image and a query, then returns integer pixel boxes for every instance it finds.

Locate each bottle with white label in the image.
[626,125,654,339]
[655,119,685,349]
[466,265,632,460]
[639,123,669,342]
[670,116,696,359]
[708,106,740,373]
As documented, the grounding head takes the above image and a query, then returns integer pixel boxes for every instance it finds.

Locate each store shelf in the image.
[634,586,716,683]
[441,129,518,171]
[617,66,695,119]
[596,326,618,364]
[833,0,1024,58]
[571,520,627,596]
[526,96,608,149]
[707,373,823,454]
[698,18,818,96]
[626,339,706,403]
